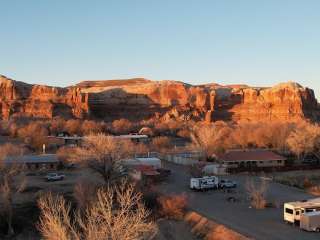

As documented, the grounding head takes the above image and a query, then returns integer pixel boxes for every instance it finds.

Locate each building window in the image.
[277,160,282,163]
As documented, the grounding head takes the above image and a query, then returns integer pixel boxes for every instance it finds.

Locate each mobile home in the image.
[284,198,320,225]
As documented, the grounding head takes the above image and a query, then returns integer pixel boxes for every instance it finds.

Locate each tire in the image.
[316,228,320,232]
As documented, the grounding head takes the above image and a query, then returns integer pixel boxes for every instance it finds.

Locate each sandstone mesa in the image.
[0,75,319,122]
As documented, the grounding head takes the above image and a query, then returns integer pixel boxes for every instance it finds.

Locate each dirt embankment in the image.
[185,211,250,240]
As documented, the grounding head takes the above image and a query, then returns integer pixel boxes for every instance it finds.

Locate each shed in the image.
[136,157,162,168]
[202,164,228,175]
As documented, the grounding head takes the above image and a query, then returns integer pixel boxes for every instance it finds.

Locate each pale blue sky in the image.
[1,0,319,98]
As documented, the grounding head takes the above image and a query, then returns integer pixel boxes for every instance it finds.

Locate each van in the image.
[284,198,320,225]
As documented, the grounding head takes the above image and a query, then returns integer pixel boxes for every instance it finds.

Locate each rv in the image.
[190,176,219,191]
[284,198,320,225]
[300,212,320,232]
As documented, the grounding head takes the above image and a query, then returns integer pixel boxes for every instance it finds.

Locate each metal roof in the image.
[4,154,59,164]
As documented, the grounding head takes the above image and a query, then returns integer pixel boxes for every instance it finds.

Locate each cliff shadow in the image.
[211,88,242,121]
[87,88,166,122]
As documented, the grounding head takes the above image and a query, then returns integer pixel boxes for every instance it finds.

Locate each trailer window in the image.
[306,208,316,213]
[285,208,293,214]
[295,210,300,215]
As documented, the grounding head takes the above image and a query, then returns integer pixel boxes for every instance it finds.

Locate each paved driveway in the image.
[159,162,319,240]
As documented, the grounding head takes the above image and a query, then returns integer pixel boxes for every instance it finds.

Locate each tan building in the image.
[219,149,286,169]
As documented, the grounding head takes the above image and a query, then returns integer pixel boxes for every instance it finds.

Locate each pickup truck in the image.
[46,173,65,181]
[219,179,237,188]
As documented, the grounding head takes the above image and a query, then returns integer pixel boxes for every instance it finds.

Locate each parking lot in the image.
[160,162,319,240]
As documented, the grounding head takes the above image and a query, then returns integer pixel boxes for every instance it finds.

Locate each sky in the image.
[1,0,320,98]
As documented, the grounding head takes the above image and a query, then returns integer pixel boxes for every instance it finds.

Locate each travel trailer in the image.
[190,176,219,190]
[300,212,320,232]
[284,198,320,225]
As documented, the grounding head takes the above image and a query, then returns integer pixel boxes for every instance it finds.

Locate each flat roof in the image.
[220,149,286,162]
[136,157,161,161]
[113,135,148,139]
[285,198,320,208]
[5,154,59,164]
[48,136,82,140]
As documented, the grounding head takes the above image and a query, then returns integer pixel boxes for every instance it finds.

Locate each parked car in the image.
[46,173,65,181]
[219,179,237,189]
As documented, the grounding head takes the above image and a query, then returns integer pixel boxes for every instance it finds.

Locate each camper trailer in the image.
[300,212,320,232]
[190,176,219,191]
[284,198,320,225]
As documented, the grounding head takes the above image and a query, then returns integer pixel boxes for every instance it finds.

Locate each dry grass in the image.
[245,179,268,209]
[158,193,187,220]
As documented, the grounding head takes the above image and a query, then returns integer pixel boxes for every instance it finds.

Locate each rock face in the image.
[0,75,319,122]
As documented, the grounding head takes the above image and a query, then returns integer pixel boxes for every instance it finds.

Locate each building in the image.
[4,154,60,170]
[164,151,204,165]
[113,134,149,143]
[47,135,82,147]
[219,149,286,169]
[201,163,228,175]
[121,157,162,169]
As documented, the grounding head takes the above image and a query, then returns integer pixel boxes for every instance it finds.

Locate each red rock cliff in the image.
[0,75,319,122]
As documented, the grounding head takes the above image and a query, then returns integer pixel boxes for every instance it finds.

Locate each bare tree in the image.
[37,192,79,240]
[151,136,171,153]
[17,121,49,151]
[71,133,135,183]
[191,122,232,160]
[286,122,320,161]
[246,178,268,209]
[0,143,26,236]
[38,181,157,240]
[73,180,97,211]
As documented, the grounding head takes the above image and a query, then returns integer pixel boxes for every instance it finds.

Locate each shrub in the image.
[308,186,320,196]
[157,193,187,219]
[303,177,313,189]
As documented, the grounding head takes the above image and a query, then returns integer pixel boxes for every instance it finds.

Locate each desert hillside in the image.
[0,75,319,122]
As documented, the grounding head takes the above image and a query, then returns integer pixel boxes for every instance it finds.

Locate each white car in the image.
[219,179,237,189]
[46,173,65,181]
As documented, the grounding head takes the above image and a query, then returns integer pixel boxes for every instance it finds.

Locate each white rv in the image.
[284,198,320,225]
[300,212,320,232]
[190,176,219,190]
